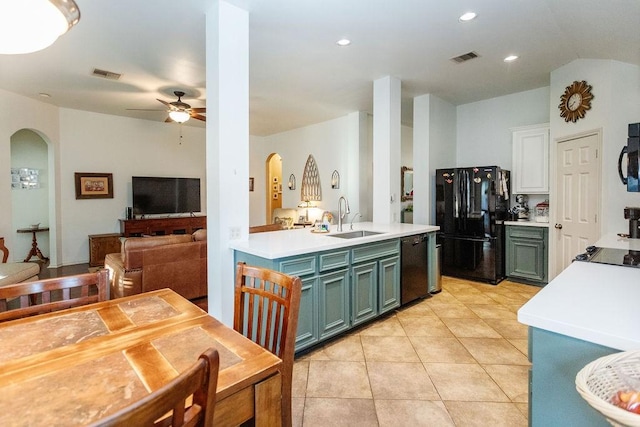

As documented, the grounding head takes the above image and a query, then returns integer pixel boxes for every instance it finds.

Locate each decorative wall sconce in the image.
[331,170,340,189]
[288,174,296,190]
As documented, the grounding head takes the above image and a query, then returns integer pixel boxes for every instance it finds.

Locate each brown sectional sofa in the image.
[105,230,207,300]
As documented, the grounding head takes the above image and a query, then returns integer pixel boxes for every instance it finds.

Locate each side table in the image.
[16,227,50,262]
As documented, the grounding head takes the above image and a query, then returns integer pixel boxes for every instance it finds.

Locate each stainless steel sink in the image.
[327,230,384,239]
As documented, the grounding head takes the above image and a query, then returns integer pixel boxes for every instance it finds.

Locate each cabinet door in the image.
[318,269,350,340]
[295,276,319,352]
[512,125,549,194]
[507,238,546,282]
[351,262,378,326]
[379,256,400,314]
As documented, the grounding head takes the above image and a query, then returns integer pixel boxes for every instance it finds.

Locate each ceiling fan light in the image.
[169,110,190,123]
[0,0,80,55]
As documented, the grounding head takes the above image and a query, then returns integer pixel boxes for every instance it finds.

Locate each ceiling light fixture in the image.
[504,55,519,62]
[459,12,477,22]
[336,38,351,47]
[0,0,81,55]
[169,110,190,124]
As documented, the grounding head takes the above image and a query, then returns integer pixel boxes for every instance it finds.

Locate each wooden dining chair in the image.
[234,262,302,427]
[92,348,220,427]
[0,269,109,322]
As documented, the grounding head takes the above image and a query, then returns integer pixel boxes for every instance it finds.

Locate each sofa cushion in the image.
[193,229,206,241]
[0,262,40,287]
[122,235,193,269]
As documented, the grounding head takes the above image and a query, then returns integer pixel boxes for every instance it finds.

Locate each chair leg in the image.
[282,371,292,427]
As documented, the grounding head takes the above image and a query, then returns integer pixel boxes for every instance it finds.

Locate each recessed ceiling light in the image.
[459,12,477,22]
[504,55,519,62]
[336,38,351,47]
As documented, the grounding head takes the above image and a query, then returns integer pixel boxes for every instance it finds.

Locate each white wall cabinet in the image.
[511,124,549,194]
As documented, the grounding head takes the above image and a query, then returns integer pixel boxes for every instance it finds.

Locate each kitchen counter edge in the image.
[517,259,640,351]
[229,222,439,259]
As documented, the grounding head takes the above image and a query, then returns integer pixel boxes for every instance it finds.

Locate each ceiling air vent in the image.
[450,51,479,63]
[92,68,121,80]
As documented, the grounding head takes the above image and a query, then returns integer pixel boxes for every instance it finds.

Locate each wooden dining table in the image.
[0,289,283,426]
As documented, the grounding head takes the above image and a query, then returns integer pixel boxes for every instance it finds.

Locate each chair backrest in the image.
[91,348,220,427]
[234,262,301,427]
[234,262,302,359]
[0,237,8,263]
[249,223,284,234]
[0,269,109,322]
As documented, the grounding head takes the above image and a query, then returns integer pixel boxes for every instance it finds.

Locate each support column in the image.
[372,76,401,224]
[205,1,249,325]
[413,94,430,225]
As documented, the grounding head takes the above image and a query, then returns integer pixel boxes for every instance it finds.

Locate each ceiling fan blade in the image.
[157,98,172,108]
[190,107,206,113]
[126,108,165,111]
[191,113,206,122]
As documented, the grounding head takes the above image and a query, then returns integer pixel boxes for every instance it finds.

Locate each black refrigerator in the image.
[435,166,509,284]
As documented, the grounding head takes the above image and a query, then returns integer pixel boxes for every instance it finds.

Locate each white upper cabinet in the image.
[511,124,550,194]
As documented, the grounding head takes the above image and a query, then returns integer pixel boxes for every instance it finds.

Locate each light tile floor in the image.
[292,276,541,426]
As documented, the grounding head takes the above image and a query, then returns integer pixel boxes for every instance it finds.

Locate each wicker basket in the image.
[576,350,640,427]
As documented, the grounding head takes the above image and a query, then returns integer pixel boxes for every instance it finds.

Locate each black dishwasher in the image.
[401,234,429,305]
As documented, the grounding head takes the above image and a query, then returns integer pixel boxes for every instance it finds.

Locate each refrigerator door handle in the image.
[440,234,492,243]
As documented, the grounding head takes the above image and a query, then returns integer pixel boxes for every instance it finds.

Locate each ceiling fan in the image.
[128,90,206,123]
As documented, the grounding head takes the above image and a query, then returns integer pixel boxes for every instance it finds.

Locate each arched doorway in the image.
[10,129,50,266]
[265,153,282,223]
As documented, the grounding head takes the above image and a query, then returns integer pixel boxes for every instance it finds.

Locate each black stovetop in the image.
[574,246,640,267]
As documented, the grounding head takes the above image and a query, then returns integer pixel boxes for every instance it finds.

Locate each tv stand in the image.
[120,216,206,237]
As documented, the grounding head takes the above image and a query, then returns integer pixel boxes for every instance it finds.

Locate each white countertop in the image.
[504,220,549,228]
[518,235,640,351]
[229,222,439,259]
[595,234,640,250]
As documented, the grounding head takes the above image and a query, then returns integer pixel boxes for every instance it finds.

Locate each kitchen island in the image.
[518,234,640,426]
[230,222,439,352]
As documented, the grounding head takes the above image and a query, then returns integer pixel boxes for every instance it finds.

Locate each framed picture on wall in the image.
[74,172,113,199]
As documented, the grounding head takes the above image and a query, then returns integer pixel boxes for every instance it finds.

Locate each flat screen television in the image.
[132,176,201,215]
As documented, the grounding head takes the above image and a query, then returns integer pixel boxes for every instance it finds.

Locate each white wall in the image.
[58,109,206,264]
[550,59,640,237]
[0,88,60,263]
[456,87,550,170]
[10,130,49,262]
[252,115,354,224]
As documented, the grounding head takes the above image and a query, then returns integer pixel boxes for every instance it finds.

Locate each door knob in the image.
[554,223,563,229]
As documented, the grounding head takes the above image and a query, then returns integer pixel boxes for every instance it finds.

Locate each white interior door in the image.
[553,131,601,274]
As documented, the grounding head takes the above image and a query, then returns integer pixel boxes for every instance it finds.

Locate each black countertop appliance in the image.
[435,166,510,284]
[624,206,640,238]
[618,122,640,192]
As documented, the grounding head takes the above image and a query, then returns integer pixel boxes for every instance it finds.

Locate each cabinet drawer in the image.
[507,226,545,240]
[352,240,399,264]
[279,256,317,276]
[319,250,350,272]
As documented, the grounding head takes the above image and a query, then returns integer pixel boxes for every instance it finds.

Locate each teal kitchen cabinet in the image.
[351,261,378,327]
[235,237,401,353]
[318,268,350,340]
[378,255,400,314]
[506,225,548,285]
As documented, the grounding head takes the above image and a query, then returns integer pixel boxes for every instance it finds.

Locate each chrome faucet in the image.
[338,196,350,232]
[350,213,362,230]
